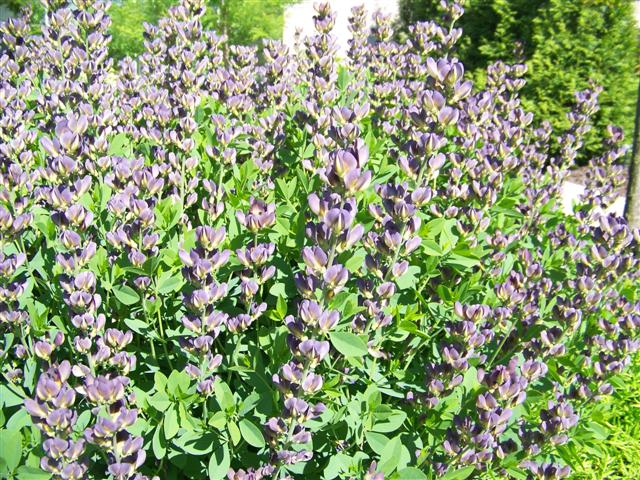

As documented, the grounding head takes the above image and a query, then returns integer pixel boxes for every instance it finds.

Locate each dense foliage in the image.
[1,1,639,479]
[398,0,640,163]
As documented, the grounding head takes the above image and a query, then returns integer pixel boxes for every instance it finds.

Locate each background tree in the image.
[109,0,174,59]
[202,0,292,47]
[0,0,294,58]
[398,0,640,164]
[524,0,638,160]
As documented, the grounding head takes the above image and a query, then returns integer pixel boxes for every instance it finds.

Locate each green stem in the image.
[319,237,338,307]
[383,223,408,283]
[487,319,517,369]
[156,308,173,369]
[149,337,157,361]
[156,307,165,338]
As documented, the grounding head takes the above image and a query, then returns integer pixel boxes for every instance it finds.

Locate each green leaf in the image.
[344,249,367,272]
[445,253,481,270]
[6,409,31,431]
[164,407,180,440]
[108,132,132,156]
[397,467,428,479]
[208,444,230,480]
[154,371,168,392]
[178,402,198,430]
[329,331,368,357]
[461,366,480,394]
[398,320,430,340]
[156,197,184,230]
[268,282,287,298]
[167,370,191,397]
[501,253,515,276]
[208,411,226,430]
[152,426,167,459]
[0,429,21,473]
[33,208,56,242]
[24,357,37,391]
[323,452,351,479]
[365,385,382,410]
[98,183,113,211]
[112,285,140,306]
[423,239,444,256]
[438,219,459,251]
[378,435,403,474]
[365,431,389,455]
[337,64,352,90]
[157,271,184,295]
[75,410,92,432]
[124,318,149,334]
[504,466,528,480]
[239,419,265,448]
[173,431,216,455]
[396,266,421,290]
[584,421,609,440]
[441,466,475,480]
[148,392,171,412]
[0,385,25,407]
[214,380,235,410]
[15,466,50,479]
[302,143,315,159]
[228,420,241,446]
[372,410,407,433]
[275,295,287,318]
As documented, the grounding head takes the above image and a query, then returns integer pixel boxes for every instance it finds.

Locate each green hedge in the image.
[399,0,640,163]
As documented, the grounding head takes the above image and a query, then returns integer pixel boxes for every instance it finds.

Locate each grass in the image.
[572,359,640,479]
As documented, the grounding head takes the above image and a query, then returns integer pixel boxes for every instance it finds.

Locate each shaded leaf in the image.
[239,419,265,448]
[329,332,368,357]
[208,444,230,480]
[112,285,140,306]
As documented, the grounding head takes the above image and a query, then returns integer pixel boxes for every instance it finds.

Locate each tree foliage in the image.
[202,0,292,47]
[0,0,293,58]
[399,0,640,162]
[109,0,174,58]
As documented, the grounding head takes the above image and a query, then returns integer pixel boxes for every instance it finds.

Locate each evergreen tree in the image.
[523,0,638,159]
[399,0,640,163]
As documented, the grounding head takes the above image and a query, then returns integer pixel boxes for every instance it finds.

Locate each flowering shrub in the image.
[0,1,639,479]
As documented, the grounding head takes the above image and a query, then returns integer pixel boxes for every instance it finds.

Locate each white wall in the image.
[283,0,400,56]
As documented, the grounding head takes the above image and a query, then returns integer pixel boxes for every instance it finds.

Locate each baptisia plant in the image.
[0,1,639,479]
